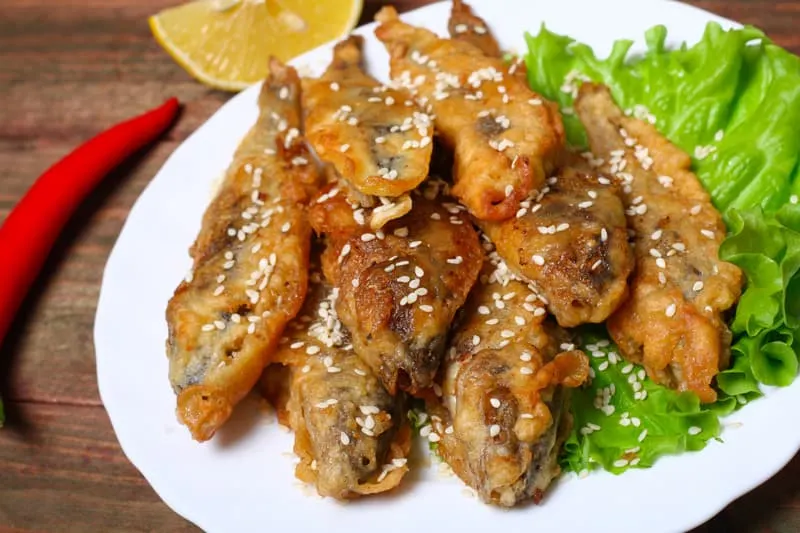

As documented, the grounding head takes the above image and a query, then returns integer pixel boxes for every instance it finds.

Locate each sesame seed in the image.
[328,366,342,373]
[478,306,490,315]
[214,320,226,330]
[489,424,501,437]
[361,233,376,242]
[213,285,225,296]
[447,256,463,265]
[415,266,424,277]
[520,367,533,375]
[693,281,704,292]
[201,324,215,332]
[409,278,420,289]
[601,228,608,242]
[656,258,667,269]
[489,398,501,408]
[472,335,481,346]
[701,229,715,239]
[651,230,662,240]
[688,426,702,436]
[485,318,499,325]
[638,429,648,442]
[409,240,422,248]
[394,227,409,237]
[528,98,542,106]
[531,254,545,266]
[514,316,525,326]
[500,330,514,338]
[352,278,360,288]
[613,459,629,468]
[533,307,546,317]
[340,432,350,445]
[665,303,677,317]
[291,341,305,349]
[690,205,702,215]
[420,304,434,312]
[306,345,320,355]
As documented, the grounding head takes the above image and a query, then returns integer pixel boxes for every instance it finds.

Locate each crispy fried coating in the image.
[447,0,527,80]
[479,155,633,327]
[375,6,564,221]
[265,268,410,499]
[448,0,501,58]
[309,183,483,395]
[302,36,432,201]
[165,60,322,441]
[426,259,589,507]
[575,83,743,403]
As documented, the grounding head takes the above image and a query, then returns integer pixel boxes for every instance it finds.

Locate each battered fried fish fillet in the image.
[309,183,483,395]
[447,0,527,80]
[575,83,743,403]
[165,60,322,441]
[480,155,634,327]
[302,35,432,207]
[375,6,564,221]
[425,257,589,507]
[264,267,410,499]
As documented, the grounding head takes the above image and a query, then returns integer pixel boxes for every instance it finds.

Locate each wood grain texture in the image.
[0,0,797,531]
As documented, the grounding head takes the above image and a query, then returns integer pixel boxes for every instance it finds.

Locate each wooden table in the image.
[1,0,797,531]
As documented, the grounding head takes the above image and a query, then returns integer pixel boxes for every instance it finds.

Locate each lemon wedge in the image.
[150,0,363,92]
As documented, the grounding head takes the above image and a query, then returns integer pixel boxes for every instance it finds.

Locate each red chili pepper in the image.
[0,97,180,346]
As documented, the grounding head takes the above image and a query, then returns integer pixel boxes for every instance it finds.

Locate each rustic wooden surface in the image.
[0,0,797,531]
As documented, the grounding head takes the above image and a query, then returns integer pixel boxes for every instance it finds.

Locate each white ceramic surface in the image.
[94,1,800,531]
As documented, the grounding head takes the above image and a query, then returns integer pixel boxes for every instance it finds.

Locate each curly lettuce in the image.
[525,23,800,474]
[524,23,800,213]
[563,331,721,474]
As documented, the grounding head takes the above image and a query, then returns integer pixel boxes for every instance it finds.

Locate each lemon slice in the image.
[150,0,363,92]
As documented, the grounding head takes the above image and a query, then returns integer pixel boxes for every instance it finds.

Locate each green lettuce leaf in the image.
[526,23,800,474]
[562,331,720,474]
[524,23,800,213]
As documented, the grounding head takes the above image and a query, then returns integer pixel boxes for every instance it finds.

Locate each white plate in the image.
[94,1,800,531]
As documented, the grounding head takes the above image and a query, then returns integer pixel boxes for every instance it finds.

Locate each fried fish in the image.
[425,254,589,506]
[309,181,483,395]
[302,35,433,214]
[165,60,322,441]
[264,264,410,499]
[575,83,743,402]
[447,0,526,80]
[375,6,564,221]
[479,156,634,327]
